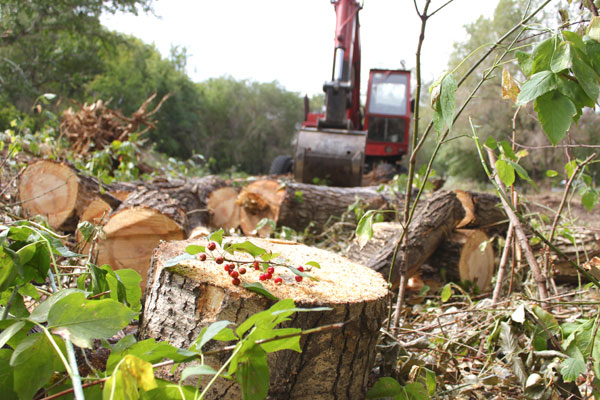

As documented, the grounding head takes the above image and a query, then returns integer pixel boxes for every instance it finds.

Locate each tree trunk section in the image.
[345,191,465,286]
[238,179,403,236]
[18,160,121,231]
[207,186,241,232]
[425,229,495,290]
[140,237,389,399]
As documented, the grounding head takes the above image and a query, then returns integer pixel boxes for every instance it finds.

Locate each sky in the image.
[101,0,498,96]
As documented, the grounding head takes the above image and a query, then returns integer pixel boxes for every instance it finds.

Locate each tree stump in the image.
[140,237,389,399]
[237,179,403,236]
[18,160,121,231]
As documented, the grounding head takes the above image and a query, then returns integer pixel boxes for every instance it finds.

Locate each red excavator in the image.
[270,0,411,187]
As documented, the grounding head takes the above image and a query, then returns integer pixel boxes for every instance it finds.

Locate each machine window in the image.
[368,73,408,116]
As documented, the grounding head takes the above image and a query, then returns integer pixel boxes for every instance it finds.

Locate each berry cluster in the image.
[200,241,307,286]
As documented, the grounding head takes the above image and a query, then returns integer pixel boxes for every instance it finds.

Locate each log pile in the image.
[18,159,509,291]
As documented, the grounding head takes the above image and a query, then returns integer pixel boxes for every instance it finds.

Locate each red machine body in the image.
[293,0,411,186]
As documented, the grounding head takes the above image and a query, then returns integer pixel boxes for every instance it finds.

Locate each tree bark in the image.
[140,237,389,399]
[18,160,121,231]
[237,179,404,236]
[345,190,465,286]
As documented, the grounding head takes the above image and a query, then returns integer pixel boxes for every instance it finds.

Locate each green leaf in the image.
[499,141,517,161]
[582,189,598,211]
[0,349,17,399]
[258,327,302,353]
[516,50,533,76]
[185,245,205,255]
[242,282,278,301]
[225,241,267,258]
[47,292,136,348]
[0,247,19,292]
[484,136,498,150]
[366,377,403,398]
[440,283,453,303]
[305,261,321,269]
[236,345,269,400]
[141,379,196,400]
[584,37,600,76]
[550,41,572,73]
[531,36,557,74]
[114,269,142,313]
[425,369,436,396]
[0,321,25,349]
[546,170,559,178]
[517,70,557,105]
[496,159,515,187]
[571,48,599,101]
[236,299,296,338]
[404,382,429,399]
[561,343,586,382]
[10,332,65,400]
[209,228,224,246]
[587,16,600,41]
[356,210,377,248]
[534,90,577,145]
[191,320,233,352]
[440,73,457,129]
[180,365,218,382]
[507,160,536,188]
[557,74,594,110]
[531,304,560,336]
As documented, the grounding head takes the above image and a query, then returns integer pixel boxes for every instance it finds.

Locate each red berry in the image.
[207,241,217,251]
[259,274,267,281]
[224,265,231,272]
[199,253,207,261]
[266,273,272,280]
[215,256,224,264]
[230,270,239,278]
[267,266,274,274]
[297,266,304,272]
[239,267,247,275]
[295,276,303,282]
[274,277,283,285]
[232,278,241,285]
[253,261,260,269]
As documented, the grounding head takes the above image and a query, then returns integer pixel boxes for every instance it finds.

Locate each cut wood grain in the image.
[140,237,389,399]
[427,229,495,290]
[455,190,506,233]
[18,160,121,231]
[207,186,241,231]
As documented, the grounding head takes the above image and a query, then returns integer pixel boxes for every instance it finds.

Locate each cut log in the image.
[89,175,225,287]
[140,237,389,399]
[426,229,495,290]
[345,190,465,286]
[80,197,112,225]
[18,160,121,231]
[94,207,186,287]
[207,186,241,232]
[237,179,404,236]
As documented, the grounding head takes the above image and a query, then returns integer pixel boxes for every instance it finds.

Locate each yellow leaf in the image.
[122,355,158,392]
[501,68,520,103]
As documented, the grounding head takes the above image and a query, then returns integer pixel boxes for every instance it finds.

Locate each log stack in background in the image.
[19,159,507,291]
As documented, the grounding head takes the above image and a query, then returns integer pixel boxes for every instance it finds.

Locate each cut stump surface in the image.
[140,237,389,399]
